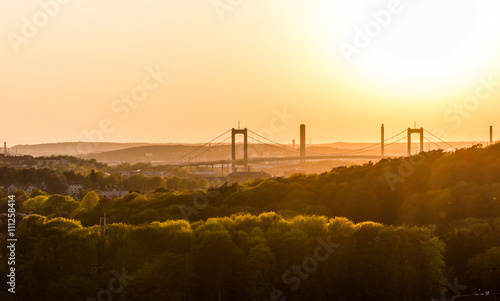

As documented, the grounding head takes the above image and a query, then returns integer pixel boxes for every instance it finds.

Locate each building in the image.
[227,171,271,184]
[6,184,18,194]
[35,158,67,167]
[119,170,169,178]
[24,184,38,195]
[5,184,41,195]
[284,169,305,177]
[68,183,83,197]
[98,187,128,199]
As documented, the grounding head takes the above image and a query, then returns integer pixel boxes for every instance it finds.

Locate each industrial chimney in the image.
[300,124,306,159]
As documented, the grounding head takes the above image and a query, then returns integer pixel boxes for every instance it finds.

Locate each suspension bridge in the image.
[169,124,460,172]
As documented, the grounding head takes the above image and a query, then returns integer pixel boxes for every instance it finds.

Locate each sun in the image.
[307,0,500,100]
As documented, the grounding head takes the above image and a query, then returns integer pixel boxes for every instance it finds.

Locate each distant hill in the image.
[11,141,488,163]
[79,141,488,164]
[11,142,152,157]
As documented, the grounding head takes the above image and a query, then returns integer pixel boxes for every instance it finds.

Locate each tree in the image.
[79,191,99,211]
[24,195,48,214]
[29,188,47,198]
[193,227,244,300]
[245,244,276,300]
[45,172,68,195]
[122,252,194,301]
[467,247,500,291]
[89,169,97,188]
[40,195,79,217]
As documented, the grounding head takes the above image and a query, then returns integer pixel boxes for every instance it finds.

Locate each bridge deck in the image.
[170,155,393,167]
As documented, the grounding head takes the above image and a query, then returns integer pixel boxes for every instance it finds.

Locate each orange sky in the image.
[1,0,500,146]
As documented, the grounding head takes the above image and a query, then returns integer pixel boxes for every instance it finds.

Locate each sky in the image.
[1,0,500,146]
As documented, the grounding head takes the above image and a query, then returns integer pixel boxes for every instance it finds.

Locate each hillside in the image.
[80,141,485,164]
[12,142,152,156]
[10,140,486,164]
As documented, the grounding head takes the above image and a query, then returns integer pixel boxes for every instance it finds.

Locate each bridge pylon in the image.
[231,128,248,172]
[407,127,424,156]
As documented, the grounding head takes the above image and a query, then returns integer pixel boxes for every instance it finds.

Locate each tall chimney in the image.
[300,124,306,159]
[490,125,493,146]
[4,142,6,155]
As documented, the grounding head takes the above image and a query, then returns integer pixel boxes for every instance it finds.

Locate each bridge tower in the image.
[231,128,248,172]
[407,127,424,156]
[381,124,384,157]
[300,124,306,160]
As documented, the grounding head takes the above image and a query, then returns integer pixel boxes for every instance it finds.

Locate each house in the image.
[6,184,41,195]
[68,183,83,196]
[141,171,167,177]
[119,170,168,178]
[25,184,38,195]
[119,170,140,177]
[35,158,67,168]
[189,171,224,180]
[98,187,128,199]
[4,183,41,195]
[227,171,271,184]
[6,184,18,194]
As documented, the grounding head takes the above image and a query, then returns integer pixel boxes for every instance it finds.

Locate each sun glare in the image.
[309,0,500,101]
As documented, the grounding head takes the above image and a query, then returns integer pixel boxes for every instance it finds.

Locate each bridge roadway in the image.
[170,155,393,167]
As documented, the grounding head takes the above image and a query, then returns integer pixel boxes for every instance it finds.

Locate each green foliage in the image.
[121,252,194,301]
[45,172,68,194]
[10,213,446,301]
[467,247,500,291]
[24,195,48,213]
[23,194,79,217]
[29,188,46,198]
[80,191,99,211]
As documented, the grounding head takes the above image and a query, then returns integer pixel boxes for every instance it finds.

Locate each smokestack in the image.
[300,124,306,159]
[4,142,6,155]
[292,139,295,149]
[490,125,493,146]
[381,124,385,157]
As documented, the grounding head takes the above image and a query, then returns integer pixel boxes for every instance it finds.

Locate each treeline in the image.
[1,213,446,301]
[1,155,185,176]
[18,145,500,229]
[0,166,210,196]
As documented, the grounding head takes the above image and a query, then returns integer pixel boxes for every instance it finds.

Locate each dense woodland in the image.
[2,144,500,300]
[0,159,210,195]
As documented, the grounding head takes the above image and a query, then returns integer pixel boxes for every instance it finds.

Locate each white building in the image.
[98,187,128,199]
[68,183,83,196]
